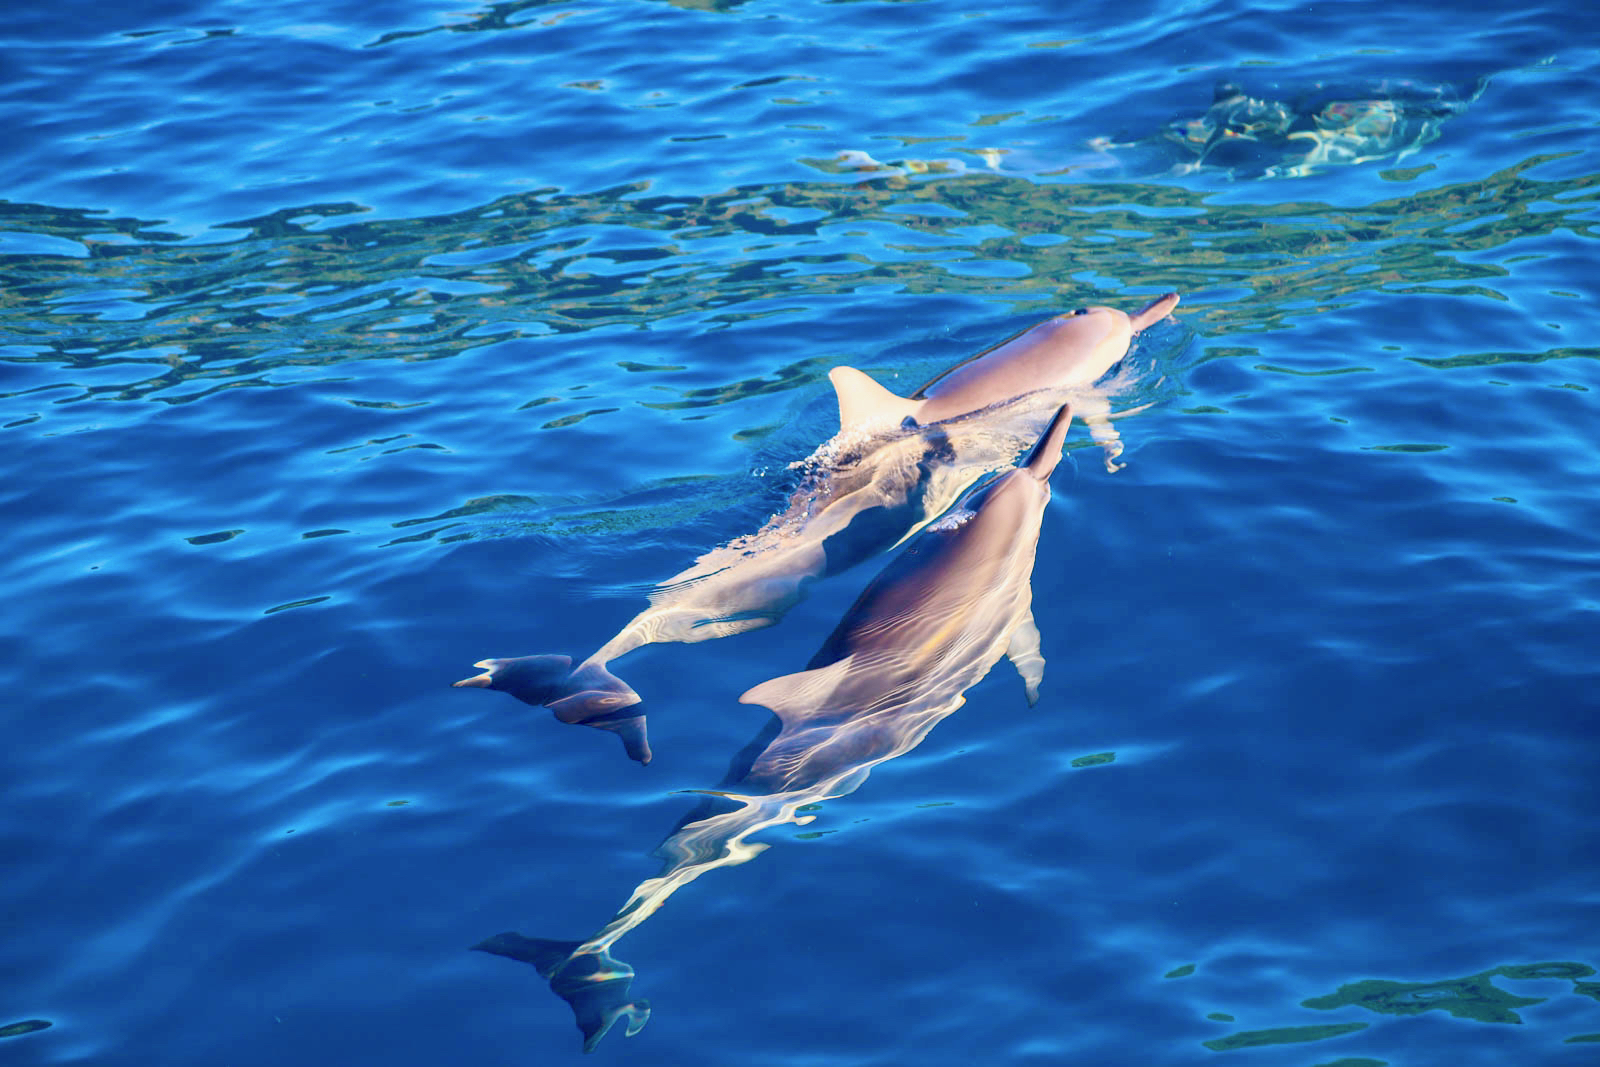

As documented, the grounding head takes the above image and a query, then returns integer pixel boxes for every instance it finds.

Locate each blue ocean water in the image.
[3,0,1598,1063]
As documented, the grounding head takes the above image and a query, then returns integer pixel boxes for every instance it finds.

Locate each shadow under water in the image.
[475,404,1077,1051]
[1190,960,1600,1054]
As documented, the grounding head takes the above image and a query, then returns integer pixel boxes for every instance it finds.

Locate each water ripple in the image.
[3,2,1598,1065]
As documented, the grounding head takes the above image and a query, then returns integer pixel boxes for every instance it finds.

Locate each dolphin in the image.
[1145,79,1479,179]
[474,404,1078,1051]
[846,80,1477,184]
[830,291,1178,469]
[454,294,1177,762]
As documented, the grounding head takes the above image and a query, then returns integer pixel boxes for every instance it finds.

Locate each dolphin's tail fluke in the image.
[453,655,652,764]
[474,933,651,1054]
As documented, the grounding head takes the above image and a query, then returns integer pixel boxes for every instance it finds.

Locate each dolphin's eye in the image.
[1072,308,1089,316]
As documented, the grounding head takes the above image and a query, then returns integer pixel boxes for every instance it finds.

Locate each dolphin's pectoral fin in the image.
[688,610,782,641]
[1006,612,1045,707]
[828,366,919,432]
[453,655,651,764]
[1073,393,1126,473]
[1086,414,1125,473]
[474,934,651,1053]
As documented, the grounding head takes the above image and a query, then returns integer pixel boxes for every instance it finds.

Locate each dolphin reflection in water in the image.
[455,296,1178,763]
[476,403,1078,1051]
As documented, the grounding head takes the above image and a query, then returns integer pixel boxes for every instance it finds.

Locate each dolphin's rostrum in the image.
[455,295,1178,761]
[476,403,1079,1051]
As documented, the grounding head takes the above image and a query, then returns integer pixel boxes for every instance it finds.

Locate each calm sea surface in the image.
[4,1,1597,1063]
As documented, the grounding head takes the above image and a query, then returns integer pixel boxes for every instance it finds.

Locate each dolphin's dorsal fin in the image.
[828,366,919,432]
[738,659,854,726]
[1023,404,1074,481]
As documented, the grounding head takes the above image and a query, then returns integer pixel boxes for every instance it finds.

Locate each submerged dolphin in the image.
[454,294,1177,762]
[1130,79,1478,179]
[475,404,1078,1051]
[838,80,1477,183]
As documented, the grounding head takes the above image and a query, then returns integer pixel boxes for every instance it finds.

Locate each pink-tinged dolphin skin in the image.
[454,293,1176,762]
[474,405,1076,1052]
[829,291,1178,471]
[453,423,968,766]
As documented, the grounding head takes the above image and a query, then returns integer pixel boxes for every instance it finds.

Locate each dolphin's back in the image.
[736,408,1071,799]
[734,472,1048,793]
[914,313,1126,422]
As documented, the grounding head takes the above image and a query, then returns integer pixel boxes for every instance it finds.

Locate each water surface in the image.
[3,1,1597,1064]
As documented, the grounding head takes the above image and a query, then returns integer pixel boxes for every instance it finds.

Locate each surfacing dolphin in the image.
[475,403,1078,1051]
[454,294,1178,762]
